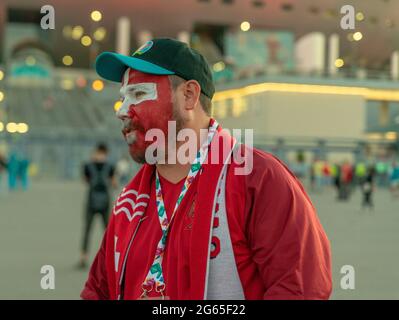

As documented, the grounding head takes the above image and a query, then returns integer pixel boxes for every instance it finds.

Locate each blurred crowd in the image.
[0,151,30,194]
[290,154,399,210]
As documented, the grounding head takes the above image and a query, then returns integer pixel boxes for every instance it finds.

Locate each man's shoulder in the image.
[231,145,296,184]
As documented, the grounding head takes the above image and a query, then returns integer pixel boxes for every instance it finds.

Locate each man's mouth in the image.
[121,119,139,145]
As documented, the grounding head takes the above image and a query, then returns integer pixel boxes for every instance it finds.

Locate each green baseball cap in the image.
[95,38,215,99]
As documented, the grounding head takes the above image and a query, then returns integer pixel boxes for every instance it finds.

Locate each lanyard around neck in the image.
[140,119,219,298]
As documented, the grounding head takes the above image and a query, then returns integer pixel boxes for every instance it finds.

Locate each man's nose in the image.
[116,100,130,119]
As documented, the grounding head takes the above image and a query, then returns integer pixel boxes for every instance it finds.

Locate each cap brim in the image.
[95,52,175,82]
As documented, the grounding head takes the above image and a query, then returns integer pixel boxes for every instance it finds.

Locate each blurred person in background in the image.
[338,160,353,201]
[360,166,376,211]
[81,38,331,300]
[355,161,367,187]
[0,153,7,194]
[389,161,399,198]
[291,149,307,180]
[330,162,340,197]
[7,152,19,191]
[17,155,30,191]
[78,143,117,269]
[375,159,389,187]
[309,159,316,192]
[311,157,324,192]
[321,161,331,188]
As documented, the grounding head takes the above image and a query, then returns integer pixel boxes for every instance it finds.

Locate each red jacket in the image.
[81,145,332,300]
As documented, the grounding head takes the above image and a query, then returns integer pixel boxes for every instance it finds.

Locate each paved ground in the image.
[0,180,398,300]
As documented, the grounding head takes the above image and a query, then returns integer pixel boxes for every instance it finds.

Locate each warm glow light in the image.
[25,56,36,66]
[214,101,227,119]
[0,122,4,132]
[367,133,383,140]
[91,10,102,22]
[92,80,104,91]
[18,123,29,134]
[62,55,73,66]
[385,132,397,140]
[114,100,122,112]
[0,70,4,81]
[335,58,345,68]
[232,98,247,118]
[240,21,251,32]
[81,35,92,46]
[356,12,364,21]
[93,27,107,41]
[72,26,84,40]
[353,31,363,41]
[6,122,18,133]
[213,82,399,103]
[0,91,4,102]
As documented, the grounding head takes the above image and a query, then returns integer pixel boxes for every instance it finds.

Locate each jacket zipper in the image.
[117,216,147,300]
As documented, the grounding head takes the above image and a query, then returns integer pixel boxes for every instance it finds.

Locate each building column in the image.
[328,34,340,76]
[116,17,131,55]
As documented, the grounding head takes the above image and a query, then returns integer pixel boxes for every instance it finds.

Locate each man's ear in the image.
[183,80,201,111]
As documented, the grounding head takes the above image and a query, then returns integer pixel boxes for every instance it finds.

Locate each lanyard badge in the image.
[140,119,219,299]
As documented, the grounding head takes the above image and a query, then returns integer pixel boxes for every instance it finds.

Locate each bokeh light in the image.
[72,26,84,40]
[353,32,363,41]
[18,123,29,134]
[240,21,251,32]
[335,58,345,68]
[93,27,107,41]
[91,10,102,22]
[6,122,18,133]
[81,35,92,46]
[92,80,104,91]
[213,61,226,72]
[356,12,365,21]
[62,25,73,38]
[114,100,122,112]
[60,79,74,90]
[62,55,73,66]
[76,76,87,88]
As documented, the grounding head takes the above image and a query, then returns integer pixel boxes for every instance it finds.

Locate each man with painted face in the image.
[81,38,332,300]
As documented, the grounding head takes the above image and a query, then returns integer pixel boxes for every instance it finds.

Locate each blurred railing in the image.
[214,67,399,90]
[1,65,399,141]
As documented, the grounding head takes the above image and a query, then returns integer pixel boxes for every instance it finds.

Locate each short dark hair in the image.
[169,75,212,116]
[96,142,108,154]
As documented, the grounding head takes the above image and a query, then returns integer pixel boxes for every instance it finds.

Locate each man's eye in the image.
[135,91,146,99]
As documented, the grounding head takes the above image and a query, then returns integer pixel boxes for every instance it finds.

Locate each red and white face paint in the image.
[118,68,174,163]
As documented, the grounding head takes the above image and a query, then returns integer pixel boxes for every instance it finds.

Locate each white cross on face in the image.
[117,69,158,118]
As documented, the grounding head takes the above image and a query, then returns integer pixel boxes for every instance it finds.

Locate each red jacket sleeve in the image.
[80,229,110,300]
[246,149,332,300]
